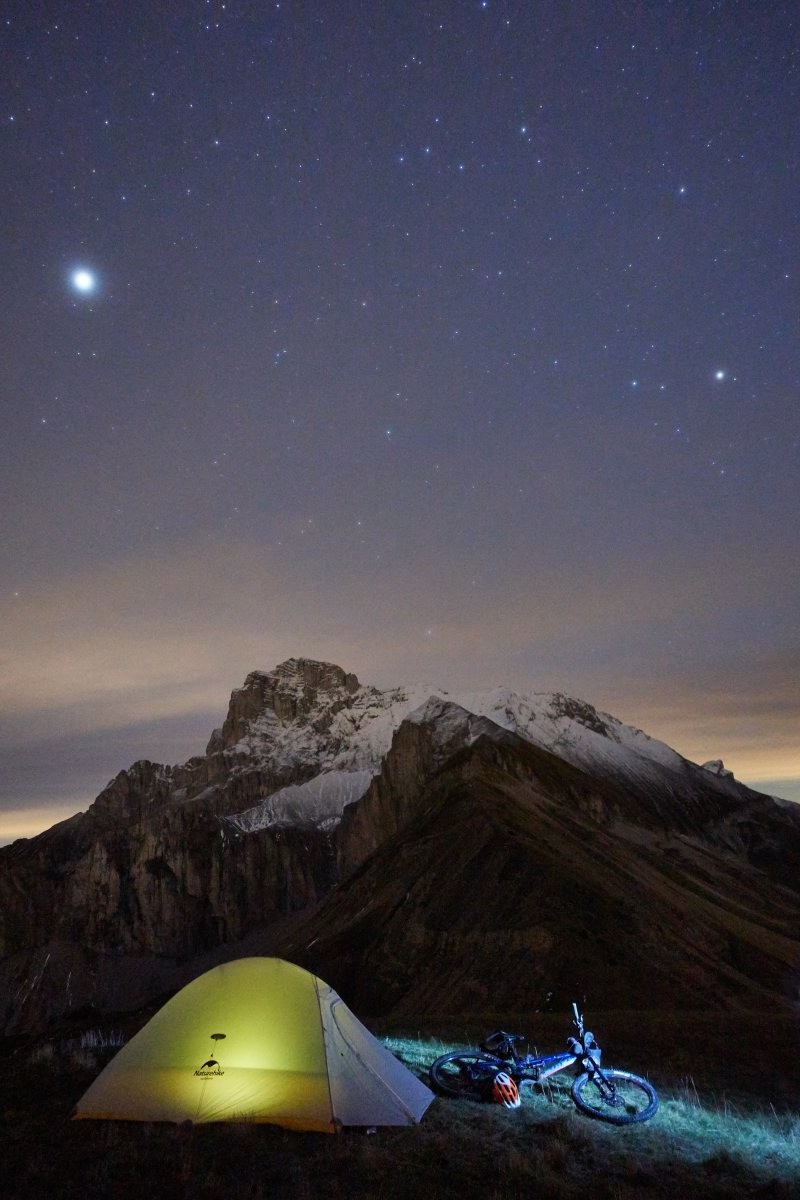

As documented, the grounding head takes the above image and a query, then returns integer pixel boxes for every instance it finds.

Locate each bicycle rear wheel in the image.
[429,1051,505,1100]
[571,1068,658,1125]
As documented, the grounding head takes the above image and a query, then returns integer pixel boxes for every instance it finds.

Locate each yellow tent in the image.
[73,957,433,1132]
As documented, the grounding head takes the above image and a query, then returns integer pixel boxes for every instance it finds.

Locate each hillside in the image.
[1,657,798,1035]
[283,710,800,1018]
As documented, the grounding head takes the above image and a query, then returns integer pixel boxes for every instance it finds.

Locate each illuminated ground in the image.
[5,1017,799,1199]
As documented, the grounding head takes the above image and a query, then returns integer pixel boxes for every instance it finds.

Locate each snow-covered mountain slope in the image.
[225,770,373,833]
[206,658,744,833]
[453,687,715,788]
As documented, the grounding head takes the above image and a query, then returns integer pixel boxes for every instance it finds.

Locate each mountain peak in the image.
[272,657,361,694]
[212,658,361,752]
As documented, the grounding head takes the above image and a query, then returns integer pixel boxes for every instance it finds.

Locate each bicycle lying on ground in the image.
[429,1003,658,1125]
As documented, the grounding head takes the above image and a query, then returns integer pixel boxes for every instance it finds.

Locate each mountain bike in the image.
[429,1003,658,1125]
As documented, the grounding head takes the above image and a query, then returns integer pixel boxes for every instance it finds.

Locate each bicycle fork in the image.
[582,1054,624,1105]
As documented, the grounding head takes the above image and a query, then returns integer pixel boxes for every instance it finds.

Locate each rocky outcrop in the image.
[702,758,734,779]
[216,658,361,751]
[0,658,361,1033]
[0,786,335,1028]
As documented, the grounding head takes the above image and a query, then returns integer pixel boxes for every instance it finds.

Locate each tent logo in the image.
[194,1032,226,1077]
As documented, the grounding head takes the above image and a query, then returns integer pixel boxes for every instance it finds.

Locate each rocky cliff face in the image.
[212,659,360,751]
[1,657,798,1035]
[0,658,362,1032]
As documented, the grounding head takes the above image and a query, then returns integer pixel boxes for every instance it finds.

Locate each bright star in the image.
[71,268,96,293]
[714,369,726,381]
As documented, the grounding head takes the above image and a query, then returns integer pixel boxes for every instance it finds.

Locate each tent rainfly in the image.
[73,957,434,1132]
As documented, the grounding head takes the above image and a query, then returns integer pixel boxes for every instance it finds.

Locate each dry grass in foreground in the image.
[4,1016,799,1200]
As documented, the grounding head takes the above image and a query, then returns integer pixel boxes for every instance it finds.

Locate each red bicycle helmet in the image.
[491,1071,521,1109]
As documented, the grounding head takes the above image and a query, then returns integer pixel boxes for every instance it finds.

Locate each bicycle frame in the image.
[513,1049,578,1084]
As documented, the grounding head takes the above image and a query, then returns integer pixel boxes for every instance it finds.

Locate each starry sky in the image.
[2,0,798,843]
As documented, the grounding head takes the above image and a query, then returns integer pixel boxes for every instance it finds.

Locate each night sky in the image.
[2,1,798,843]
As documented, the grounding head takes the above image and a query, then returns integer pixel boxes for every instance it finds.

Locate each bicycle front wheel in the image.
[429,1052,505,1101]
[571,1068,658,1125]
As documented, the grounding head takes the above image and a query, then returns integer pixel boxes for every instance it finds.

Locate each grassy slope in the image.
[4,1014,799,1200]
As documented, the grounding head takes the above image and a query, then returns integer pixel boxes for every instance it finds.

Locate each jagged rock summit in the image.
[107,654,751,838]
[1,656,799,1036]
[209,657,361,755]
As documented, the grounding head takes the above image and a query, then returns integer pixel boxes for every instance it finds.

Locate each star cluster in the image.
[1,1,798,837]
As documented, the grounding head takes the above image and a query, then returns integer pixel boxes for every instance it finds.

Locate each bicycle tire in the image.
[571,1067,658,1125]
[429,1051,506,1101]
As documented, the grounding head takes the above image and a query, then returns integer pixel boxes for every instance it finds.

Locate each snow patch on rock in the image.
[226,770,374,832]
[701,759,734,779]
